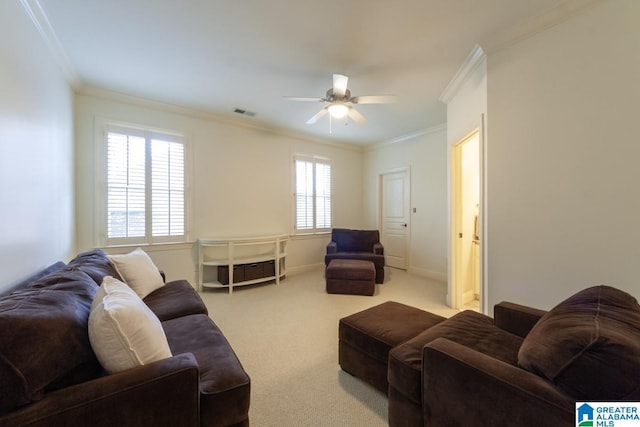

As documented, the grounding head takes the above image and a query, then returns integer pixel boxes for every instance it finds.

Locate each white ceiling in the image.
[36,0,576,145]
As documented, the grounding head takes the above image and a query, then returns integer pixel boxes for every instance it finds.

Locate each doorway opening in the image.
[451,128,482,312]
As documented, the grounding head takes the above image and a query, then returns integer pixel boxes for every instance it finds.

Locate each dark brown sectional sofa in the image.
[339,285,640,427]
[388,285,640,427]
[0,249,250,427]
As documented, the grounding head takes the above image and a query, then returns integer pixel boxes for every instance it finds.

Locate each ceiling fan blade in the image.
[333,74,349,97]
[351,95,397,104]
[306,108,328,124]
[283,96,325,102]
[347,108,367,125]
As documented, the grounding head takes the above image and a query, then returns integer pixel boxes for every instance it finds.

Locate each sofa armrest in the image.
[0,353,200,427]
[422,338,573,427]
[373,242,384,255]
[326,241,338,254]
[494,301,547,337]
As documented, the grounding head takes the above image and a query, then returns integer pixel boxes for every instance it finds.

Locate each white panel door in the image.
[381,170,409,270]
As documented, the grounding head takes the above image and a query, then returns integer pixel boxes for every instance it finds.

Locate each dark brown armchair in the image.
[325,228,385,283]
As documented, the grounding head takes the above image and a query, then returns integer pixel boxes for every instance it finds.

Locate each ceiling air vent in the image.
[233,108,256,117]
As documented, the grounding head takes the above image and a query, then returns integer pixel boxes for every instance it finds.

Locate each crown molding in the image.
[78,86,366,153]
[20,0,81,88]
[439,45,486,105]
[439,0,601,104]
[480,0,603,54]
[367,123,447,152]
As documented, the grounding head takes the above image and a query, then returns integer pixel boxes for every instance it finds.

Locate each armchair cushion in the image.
[423,338,574,427]
[330,228,382,253]
[389,310,523,406]
[518,285,640,400]
[494,302,547,338]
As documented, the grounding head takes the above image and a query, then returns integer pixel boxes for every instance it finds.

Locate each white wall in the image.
[486,0,640,309]
[363,126,448,280]
[0,1,74,291]
[74,91,364,283]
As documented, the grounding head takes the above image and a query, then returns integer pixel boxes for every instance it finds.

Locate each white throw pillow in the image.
[108,248,164,298]
[89,276,172,374]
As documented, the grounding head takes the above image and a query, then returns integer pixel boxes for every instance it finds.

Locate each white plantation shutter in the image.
[107,132,146,239]
[295,159,314,230]
[151,139,185,237]
[294,156,331,234]
[315,161,331,229]
[105,125,186,245]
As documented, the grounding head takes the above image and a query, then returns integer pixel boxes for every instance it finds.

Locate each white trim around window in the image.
[95,119,191,247]
[292,154,332,235]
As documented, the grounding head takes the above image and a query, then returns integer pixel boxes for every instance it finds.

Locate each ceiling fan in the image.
[284,74,396,126]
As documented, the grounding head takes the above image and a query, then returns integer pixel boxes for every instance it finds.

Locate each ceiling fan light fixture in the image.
[285,73,394,127]
[328,103,349,119]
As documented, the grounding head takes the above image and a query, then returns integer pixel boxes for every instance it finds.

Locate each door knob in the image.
[403,223,407,227]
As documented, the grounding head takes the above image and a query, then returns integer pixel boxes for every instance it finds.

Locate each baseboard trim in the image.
[287,263,324,276]
[288,263,447,282]
[408,266,447,283]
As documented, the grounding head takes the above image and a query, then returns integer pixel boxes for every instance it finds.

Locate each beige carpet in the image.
[198,267,459,427]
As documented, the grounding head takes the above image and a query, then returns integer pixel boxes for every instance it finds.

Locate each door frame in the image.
[450,116,485,312]
[378,166,411,270]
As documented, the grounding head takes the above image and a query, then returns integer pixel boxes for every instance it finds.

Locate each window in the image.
[294,155,331,234]
[102,124,186,245]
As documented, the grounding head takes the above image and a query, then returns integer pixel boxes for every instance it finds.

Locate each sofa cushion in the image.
[389,310,523,404]
[89,276,172,374]
[66,249,122,285]
[144,280,208,321]
[29,267,98,290]
[0,271,97,414]
[518,285,640,400]
[107,248,164,298]
[162,314,251,427]
[0,262,66,297]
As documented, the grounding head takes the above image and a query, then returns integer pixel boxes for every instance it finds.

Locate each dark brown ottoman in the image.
[338,301,446,394]
[326,259,376,296]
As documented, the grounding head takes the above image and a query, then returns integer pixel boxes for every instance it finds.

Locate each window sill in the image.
[98,241,196,253]
[291,232,331,241]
